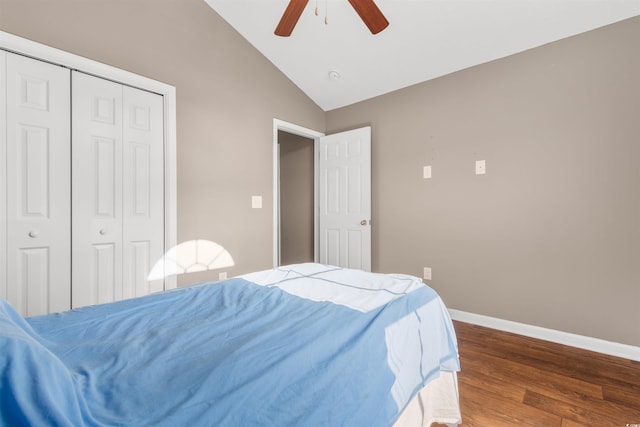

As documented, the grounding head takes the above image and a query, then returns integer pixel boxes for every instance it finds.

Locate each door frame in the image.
[0,30,177,290]
[272,119,324,268]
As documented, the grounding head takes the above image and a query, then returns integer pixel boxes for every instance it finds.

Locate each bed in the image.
[0,263,461,426]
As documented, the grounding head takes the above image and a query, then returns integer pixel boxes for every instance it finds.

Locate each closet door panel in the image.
[72,71,123,308]
[123,86,164,297]
[92,243,117,304]
[5,52,71,316]
[16,248,50,315]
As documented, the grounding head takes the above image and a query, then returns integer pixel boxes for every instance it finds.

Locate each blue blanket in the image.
[1,275,458,426]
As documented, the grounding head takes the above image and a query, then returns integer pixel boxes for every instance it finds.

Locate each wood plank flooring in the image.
[435,321,640,427]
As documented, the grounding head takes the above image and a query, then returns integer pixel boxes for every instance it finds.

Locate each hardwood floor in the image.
[437,321,640,427]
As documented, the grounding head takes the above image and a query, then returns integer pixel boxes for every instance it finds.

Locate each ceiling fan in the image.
[275,0,389,37]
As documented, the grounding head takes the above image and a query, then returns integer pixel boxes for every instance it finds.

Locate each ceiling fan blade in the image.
[275,0,309,37]
[348,0,389,34]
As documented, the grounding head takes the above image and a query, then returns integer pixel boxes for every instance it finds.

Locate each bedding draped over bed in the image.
[0,263,459,426]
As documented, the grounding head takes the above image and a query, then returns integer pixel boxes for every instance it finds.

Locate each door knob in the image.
[99,229,107,235]
[28,230,38,238]
[360,220,367,226]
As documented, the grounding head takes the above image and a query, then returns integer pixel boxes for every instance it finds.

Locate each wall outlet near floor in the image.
[423,267,432,281]
[219,272,228,280]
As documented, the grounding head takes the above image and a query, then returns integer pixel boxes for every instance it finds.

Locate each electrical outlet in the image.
[219,272,228,280]
[251,195,262,209]
[423,267,432,281]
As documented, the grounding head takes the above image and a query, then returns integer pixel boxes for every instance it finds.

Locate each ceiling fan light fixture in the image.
[275,0,388,37]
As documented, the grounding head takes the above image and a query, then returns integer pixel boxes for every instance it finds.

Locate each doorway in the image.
[279,131,314,265]
[272,120,372,271]
[272,119,324,267]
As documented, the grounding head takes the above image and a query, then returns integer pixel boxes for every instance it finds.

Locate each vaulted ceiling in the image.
[205,0,640,111]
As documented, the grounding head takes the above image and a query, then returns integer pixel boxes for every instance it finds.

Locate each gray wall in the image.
[326,17,640,347]
[279,131,314,265]
[0,0,326,285]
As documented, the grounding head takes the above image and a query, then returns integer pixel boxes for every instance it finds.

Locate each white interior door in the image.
[1,36,176,313]
[318,126,371,271]
[122,85,165,298]
[72,71,164,308]
[72,71,124,308]
[4,51,71,316]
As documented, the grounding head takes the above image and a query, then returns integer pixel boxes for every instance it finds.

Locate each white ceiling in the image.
[204,0,639,111]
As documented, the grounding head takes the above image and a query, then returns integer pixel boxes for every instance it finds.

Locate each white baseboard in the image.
[448,309,640,362]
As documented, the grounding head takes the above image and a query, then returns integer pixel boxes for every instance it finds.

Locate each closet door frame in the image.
[0,51,6,301]
[0,31,177,291]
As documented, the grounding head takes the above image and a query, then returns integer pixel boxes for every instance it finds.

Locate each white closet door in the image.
[72,72,124,308]
[122,86,165,298]
[5,52,71,316]
[72,72,165,308]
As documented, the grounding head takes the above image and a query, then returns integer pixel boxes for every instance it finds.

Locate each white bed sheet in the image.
[395,371,461,427]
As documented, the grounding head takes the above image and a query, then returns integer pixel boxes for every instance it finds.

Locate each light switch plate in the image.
[251,195,262,209]
[423,165,432,179]
[423,267,432,281]
[475,160,486,175]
